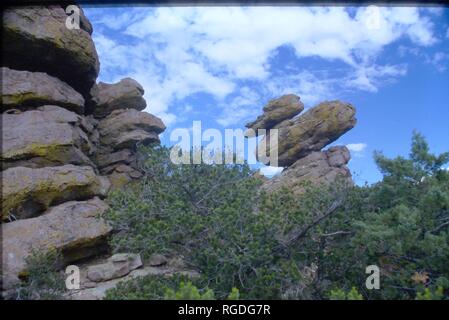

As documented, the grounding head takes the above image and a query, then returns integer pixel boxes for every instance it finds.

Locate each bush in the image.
[105,133,449,300]
[105,274,192,300]
[104,274,238,300]
[329,287,363,300]
[14,249,66,300]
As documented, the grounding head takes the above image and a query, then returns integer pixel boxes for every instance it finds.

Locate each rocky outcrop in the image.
[95,108,165,188]
[86,253,143,282]
[98,109,164,150]
[1,67,85,114]
[1,165,110,221]
[90,78,147,118]
[1,105,95,170]
[262,146,352,194]
[2,6,99,97]
[245,94,304,137]
[260,100,356,167]
[147,254,168,267]
[67,254,199,300]
[1,5,166,296]
[246,97,357,192]
[2,197,111,291]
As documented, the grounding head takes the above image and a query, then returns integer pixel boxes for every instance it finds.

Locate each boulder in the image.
[86,253,143,282]
[96,149,134,169]
[245,94,304,137]
[69,264,200,300]
[259,101,356,167]
[1,105,95,170]
[1,67,84,114]
[2,6,99,96]
[1,165,110,221]
[114,130,160,150]
[98,109,165,150]
[1,197,111,291]
[147,254,168,267]
[262,146,352,195]
[90,78,147,118]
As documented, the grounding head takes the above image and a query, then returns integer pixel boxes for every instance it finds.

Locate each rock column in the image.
[1,5,165,294]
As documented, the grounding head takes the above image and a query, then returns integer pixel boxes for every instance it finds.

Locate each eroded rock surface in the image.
[86,253,143,282]
[1,165,110,221]
[259,100,356,167]
[90,78,147,118]
[2,105,95,169]
[245,94,304,137]
[262,146,352,194]
[1,197,111,291]
[1,67,85,113]
[2,6,99,96]
[245,94,357,191]
[98,109,165,147]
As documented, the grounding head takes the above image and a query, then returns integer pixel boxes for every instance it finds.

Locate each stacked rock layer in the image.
[245,95,357,194]
[1,6,165,293]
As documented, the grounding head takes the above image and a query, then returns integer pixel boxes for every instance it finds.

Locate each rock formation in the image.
[1,5,165,295]
[2,6,99,97]
[245,94,357,194]
[245,94,304,136]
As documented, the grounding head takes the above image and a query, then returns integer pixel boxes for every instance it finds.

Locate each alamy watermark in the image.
[65,265,80,290]
[169,121,279,166]
[65,5,80,30]
[365,265,380,290]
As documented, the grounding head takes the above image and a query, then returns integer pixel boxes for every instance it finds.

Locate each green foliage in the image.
[416,287,445,300]
[227,287,240,300]
[14,249,66,300]
[105,274,237,300]
[165,281,215,300]
[105,275,192,300]
[318,132,449,300]
[105,133,449,300]
[329,287,363,300]
[105,144,259,259]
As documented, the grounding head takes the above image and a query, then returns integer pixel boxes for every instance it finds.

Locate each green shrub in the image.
[105,274,191,300]
[14,249,66,300]
[165,281,215,300]
[104,274,237,300]
[105,133,449,300]
[329,287,363,300]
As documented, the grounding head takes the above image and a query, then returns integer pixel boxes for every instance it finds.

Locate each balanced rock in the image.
[245,94,304,137]
[1,67,85,114]
[1,105,95,170]
[1,197,111,291]
[1,165,110,221]
[98,109,165,151]
[2,6,99,96]
[90,78,147,118]
[260,100,356,167]
[262,146,352,194]
[86,253,143,282]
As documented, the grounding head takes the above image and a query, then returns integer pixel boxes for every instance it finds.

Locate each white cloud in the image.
[347,143,368,152]
[216,86,262,126]
[260,166,284,177]
[85,6,438,127]
[425,52,449,72]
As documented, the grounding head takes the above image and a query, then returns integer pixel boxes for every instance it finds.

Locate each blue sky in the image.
[83,6,449,184]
